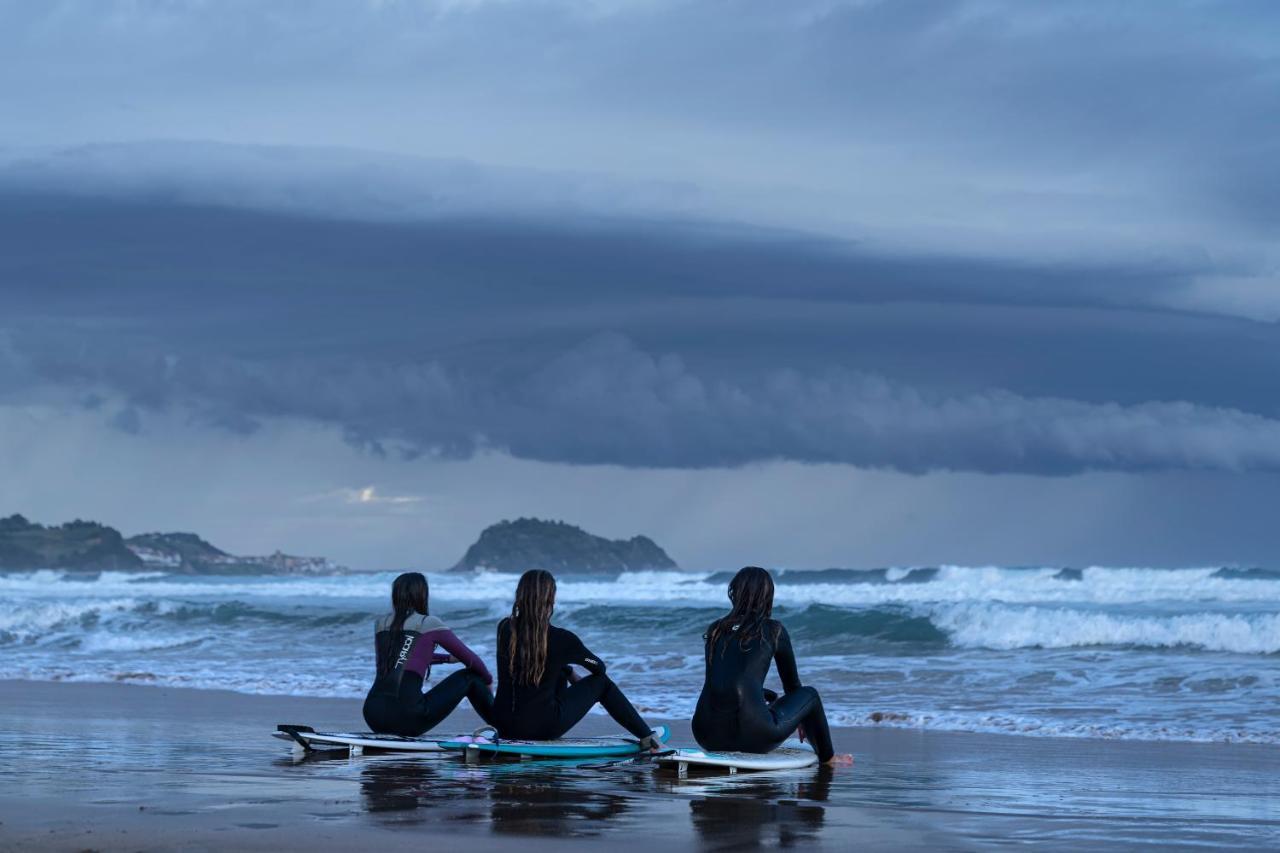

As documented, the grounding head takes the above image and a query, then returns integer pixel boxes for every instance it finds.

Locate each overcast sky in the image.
[2,0,1279,569]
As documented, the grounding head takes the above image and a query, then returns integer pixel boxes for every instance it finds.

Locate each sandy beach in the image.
[0,680,1276,851]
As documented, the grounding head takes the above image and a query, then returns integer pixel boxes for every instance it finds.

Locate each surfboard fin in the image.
[276,724,316,752]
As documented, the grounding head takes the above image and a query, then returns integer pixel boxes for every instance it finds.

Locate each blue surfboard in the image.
[440,725,670,759]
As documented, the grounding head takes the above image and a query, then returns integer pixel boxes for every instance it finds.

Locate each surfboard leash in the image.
[578,748,678,770]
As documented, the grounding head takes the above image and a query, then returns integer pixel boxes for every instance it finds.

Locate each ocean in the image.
[2,566,1276,745]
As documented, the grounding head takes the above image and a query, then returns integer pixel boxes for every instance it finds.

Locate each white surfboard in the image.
[656,746,817,776]
[273,725,459,754]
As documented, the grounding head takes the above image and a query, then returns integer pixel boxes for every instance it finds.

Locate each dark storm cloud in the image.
[3,187,1280,474]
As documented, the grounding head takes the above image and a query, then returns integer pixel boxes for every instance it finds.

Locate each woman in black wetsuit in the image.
[492,569,662,747]
[692,566,852,765]
[363,572,495,736]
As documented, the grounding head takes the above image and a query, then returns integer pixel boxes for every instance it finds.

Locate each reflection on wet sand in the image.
[321,740,869,851]
[488,774,631,838]
[359,757,490,826]
[357,756,637,836]
[683,766,832,850]
[350,749,844,845]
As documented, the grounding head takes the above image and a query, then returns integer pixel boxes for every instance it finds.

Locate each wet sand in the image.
[0,680,1277,850]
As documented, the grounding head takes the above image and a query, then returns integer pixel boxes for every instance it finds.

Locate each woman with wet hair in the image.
[363,571,495,736]
[492,569,662,747]
[693,566,851,765]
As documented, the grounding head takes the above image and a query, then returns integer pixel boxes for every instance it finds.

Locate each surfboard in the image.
[273,724,457,754]
[656,746,817,776]
[440,724,670,759]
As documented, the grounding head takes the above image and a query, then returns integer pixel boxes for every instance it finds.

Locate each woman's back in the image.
[373,612,446,681]
[699,619,783,713]
[492,569,653,743]
[693,566,843,763]
[493,618,603,713]
[362,571,494,737]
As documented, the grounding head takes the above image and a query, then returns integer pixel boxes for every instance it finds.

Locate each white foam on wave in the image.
[4,565,1280,607]
[0,598,146,639]
[761,565,1280,607]
[823,708,1280,745]
[79,632,208,653]
[930,602,1280,654]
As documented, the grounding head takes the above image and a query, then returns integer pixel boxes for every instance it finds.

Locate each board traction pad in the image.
[439,724,671,757]
[656,746,818,770]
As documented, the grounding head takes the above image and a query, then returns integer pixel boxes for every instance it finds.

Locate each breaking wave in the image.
[2,565,1277,744]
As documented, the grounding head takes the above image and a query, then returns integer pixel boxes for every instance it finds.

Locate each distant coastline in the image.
[0,514,344,575]
[0,513,679,577]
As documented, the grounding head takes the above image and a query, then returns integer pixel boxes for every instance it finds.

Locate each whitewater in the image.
[1,566,1276,744]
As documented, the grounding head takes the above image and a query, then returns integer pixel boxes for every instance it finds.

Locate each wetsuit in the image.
[363,613,494,737]
[692,618,835,762]
[491,618,650,740]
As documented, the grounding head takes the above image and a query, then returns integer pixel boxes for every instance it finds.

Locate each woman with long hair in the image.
[493,569,661,746]
[363,571,495,736]
[692,566,851,765]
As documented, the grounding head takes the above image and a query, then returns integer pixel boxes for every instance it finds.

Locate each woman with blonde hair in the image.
[492,569,661,747]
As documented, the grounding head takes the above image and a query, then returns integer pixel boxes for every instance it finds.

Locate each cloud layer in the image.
[3,1,1278,270]
[2,3,1279,475]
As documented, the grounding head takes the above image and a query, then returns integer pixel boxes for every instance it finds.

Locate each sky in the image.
[2,0,1279,570]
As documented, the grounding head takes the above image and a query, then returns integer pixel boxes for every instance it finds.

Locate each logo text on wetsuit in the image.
[395,634,415,668]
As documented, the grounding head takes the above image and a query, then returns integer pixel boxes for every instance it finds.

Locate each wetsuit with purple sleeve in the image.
[362,613,495,736]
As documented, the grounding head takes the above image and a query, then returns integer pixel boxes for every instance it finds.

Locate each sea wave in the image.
[822,708,1280,745]
[5,595,1275,656]
[931,602,1280,655]
[4,565,1280,607]
[0,597,148,641]
[3,566,1278,745]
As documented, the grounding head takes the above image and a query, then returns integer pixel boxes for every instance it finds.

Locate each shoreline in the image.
[2,679,1278,850]
[9,672,1274,747]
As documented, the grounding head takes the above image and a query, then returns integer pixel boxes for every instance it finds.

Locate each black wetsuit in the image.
[363,613,495,737]
[491,619,650,740]
[691,618,835,762]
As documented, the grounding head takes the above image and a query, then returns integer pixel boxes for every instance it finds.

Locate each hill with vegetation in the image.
[451,518,677,575]
[0,514,142,571]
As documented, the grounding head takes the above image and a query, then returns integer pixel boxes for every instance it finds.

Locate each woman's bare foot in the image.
[823,753,854,766]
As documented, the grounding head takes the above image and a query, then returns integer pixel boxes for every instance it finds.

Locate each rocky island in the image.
[451,518,677,575]
[0,514,345,574]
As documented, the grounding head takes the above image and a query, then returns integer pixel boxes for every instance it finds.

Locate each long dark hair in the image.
[506,569,556,685]
[705,566,777,658]
[382,572,429,673]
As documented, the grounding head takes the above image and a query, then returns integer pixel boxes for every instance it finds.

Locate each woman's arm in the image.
[567,630,607,676]
[435,630,493,684]
[772,623,803,693]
